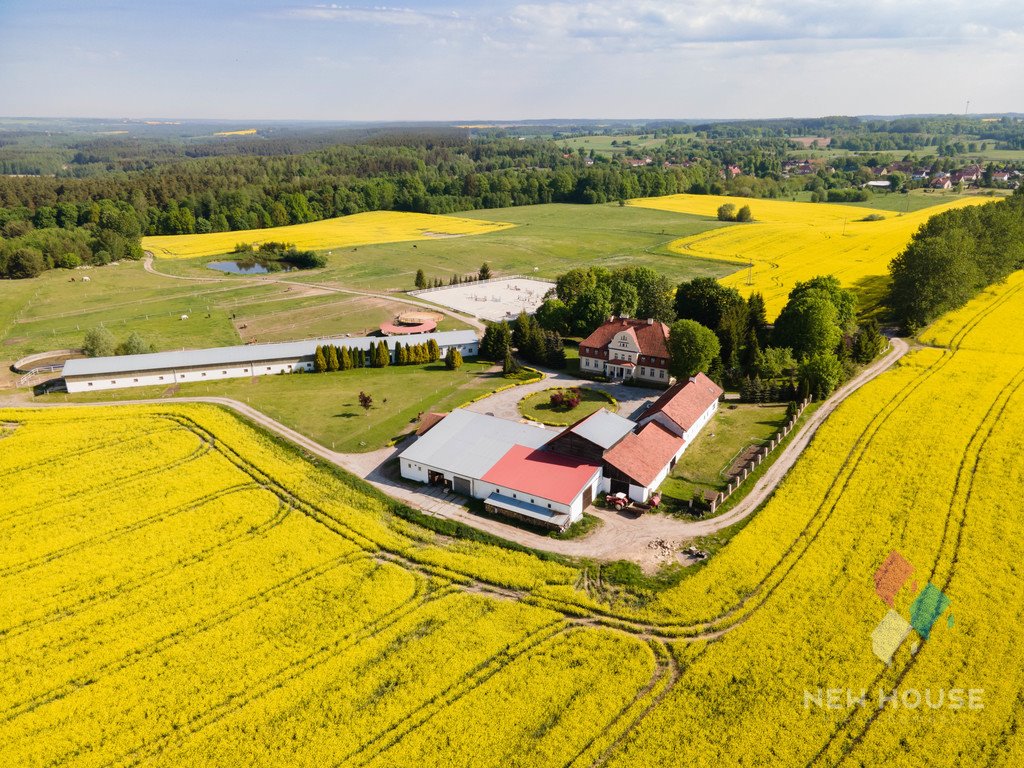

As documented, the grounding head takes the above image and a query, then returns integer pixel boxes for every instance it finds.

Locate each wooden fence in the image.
[694,396,812,515]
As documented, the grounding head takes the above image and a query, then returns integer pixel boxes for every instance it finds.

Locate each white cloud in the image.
[286,4,467,28]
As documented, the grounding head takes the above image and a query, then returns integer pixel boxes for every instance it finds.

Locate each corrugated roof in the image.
[568,408,636,450]
[639,373,723,432]
[482,444,600,505]
[62,330,477,378]
[399,409,551,480]
[603,422,685,487]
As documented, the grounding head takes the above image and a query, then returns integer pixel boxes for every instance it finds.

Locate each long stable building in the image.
[398,374,724,531]
[62,330,479,393]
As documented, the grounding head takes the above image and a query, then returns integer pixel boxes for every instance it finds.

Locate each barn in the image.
[61,330,479,392]
[398,409,601,530]
[398,374,725,527]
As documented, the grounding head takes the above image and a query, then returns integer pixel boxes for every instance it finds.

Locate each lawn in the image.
[0,261,472,367]
[659,403,788,502]
[518,386,616,426]
[43,360,507,453]
[154,203,738,291]
[557,134,668,157]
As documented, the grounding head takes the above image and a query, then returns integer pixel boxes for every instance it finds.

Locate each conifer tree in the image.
[326,345,340,372]
[339,346,351,371]
[427,339,441,362]
[313,345,327,373]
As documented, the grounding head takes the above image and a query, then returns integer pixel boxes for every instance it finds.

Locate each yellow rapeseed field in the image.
[3,271,1024,766]
[629,193,992,317]
[143,210,516,259]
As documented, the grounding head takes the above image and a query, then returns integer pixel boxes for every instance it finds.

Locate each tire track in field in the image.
[1,549,371,726]
[0,429,209,527]
[337,617,570,768]
[0,422,176,478]
[105,579,450,768]
[804,359,1024,767]
[0,485,287,642]
[563,640,687,768]
[0,473,240,581]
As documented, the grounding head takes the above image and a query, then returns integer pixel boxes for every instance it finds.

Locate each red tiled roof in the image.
[578,317,670,359]
[415,412,448,436]
[482,445,600,505]
[639,373,723,432]
[603,422,685,487]
[381,320,437,335]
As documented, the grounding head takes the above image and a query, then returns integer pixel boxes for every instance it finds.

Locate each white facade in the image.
[67,358,312,393]
[399,456,598,521]
[63,331,479,393]
[639,398,719,443]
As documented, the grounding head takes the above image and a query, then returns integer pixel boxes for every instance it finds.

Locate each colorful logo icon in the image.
[870,551,953,664]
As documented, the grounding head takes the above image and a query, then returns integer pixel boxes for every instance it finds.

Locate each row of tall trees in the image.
[889,190,1024,331]
[311,339,443,372]
[414,263,491,289]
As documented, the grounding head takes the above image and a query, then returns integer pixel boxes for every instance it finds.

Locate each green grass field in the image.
[659,403,788,502]
[0,261,471,366]
[518,386,616,426]
[153,203,737,291]
[785,188,997,214]
[43,360,505,453]
[557,134,669,157]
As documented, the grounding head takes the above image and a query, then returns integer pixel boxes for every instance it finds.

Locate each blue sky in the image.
[1,1,1022,120]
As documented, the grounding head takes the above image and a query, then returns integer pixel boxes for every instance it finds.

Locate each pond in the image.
[206,260,295,275]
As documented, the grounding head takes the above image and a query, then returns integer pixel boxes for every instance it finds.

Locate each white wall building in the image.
[62,330,479,393]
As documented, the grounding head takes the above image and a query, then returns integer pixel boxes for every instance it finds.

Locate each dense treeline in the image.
[0,137,714,236]
[0,200,142,278]
[889,189,1024,330]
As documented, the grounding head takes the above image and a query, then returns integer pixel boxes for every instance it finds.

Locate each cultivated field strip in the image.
[3,272,1024,767]
[630,193,990,317]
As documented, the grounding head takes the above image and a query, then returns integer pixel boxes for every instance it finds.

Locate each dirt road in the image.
[1,338,907,566]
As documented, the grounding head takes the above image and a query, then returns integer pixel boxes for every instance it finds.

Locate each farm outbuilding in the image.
[62,330,479,392]
[398,374,724,527]
[398,409,601,530]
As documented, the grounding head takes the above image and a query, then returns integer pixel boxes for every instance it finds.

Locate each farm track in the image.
[573,642,688,768]
[0,479,252,580]
[338,619,570,767]
[0,428,208,527]
[142,253,487,332]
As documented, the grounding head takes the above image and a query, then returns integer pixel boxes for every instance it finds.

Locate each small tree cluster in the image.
[512,311,566,368]
[480,321,512,361]
[549,388,582,410]
[313,344,370,372]
[413,263,492,289]
[717,204,752,222]
[393,340,441,365]
[82,327,156,357]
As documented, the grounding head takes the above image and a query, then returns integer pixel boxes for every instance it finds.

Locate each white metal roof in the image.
[399,408,551,480]
[569,408,636,449]
[61,330,478,378]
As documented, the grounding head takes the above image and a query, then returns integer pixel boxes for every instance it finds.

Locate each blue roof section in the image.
[569,408,636,449]
[62,330,478,378]
[484,493,571,529]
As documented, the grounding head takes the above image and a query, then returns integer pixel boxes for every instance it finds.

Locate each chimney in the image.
[647,318,654,325]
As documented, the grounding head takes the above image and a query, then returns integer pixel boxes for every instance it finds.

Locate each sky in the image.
[0,0,1022,121]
